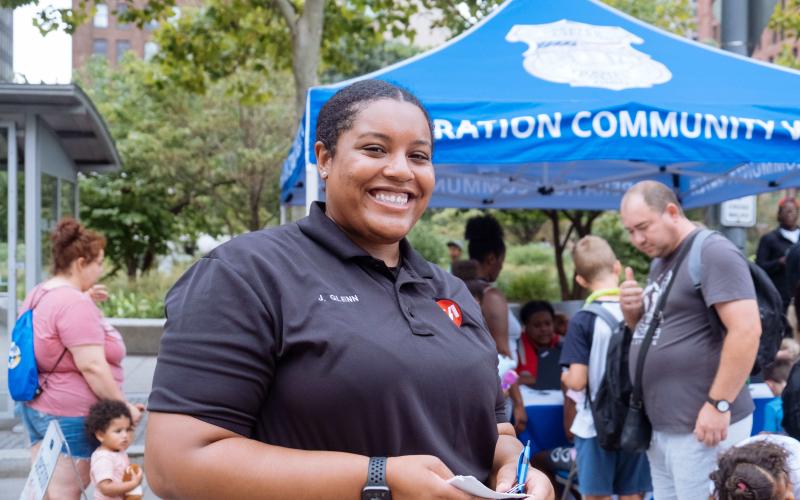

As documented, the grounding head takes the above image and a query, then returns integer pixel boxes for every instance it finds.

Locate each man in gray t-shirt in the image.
[619,181,761,500]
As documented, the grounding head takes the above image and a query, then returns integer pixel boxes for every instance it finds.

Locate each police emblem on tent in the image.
[506,20,672,91]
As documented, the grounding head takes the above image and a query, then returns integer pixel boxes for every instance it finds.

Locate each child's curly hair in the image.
[710,440,790,500]
[85,399,132,439]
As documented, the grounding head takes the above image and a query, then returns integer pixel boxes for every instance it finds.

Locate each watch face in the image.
[362,486,391,500]
[717,400,731,412]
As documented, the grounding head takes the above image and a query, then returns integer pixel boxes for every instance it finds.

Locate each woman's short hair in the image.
[51,218,106,274]
[315,79,433,158]
[464,214,505,263]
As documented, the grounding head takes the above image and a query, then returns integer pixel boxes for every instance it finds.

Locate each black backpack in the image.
[783,361,800,439]
[688,230,786,376]
[583,303,632,451]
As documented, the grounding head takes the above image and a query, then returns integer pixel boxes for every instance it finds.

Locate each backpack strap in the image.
[687,229,717,291]
[631,230,701,407]
[27,286,69,398]
[583,303,620,333]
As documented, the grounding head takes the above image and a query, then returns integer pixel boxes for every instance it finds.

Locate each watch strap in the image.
[707,397,730,412]
[367,457,387,487]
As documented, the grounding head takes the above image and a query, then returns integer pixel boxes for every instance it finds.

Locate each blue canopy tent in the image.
[280,0,800,212]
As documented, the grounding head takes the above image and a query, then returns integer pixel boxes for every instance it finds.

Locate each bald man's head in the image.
[620,181,692,258]
[621,181,683,216]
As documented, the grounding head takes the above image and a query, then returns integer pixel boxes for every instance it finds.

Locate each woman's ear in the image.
[314,141,331,180]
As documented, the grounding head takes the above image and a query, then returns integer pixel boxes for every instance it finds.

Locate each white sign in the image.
[721,195,757,227]
[20,421,66,500]
[506,20,672,90]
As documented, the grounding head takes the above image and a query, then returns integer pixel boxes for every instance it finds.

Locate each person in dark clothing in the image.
[756,197,799,312]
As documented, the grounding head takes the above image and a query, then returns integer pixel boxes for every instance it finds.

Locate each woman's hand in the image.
[494,460,555,499]
[127,402,145,425]
[386,455,476,499]
[86,284,109,303]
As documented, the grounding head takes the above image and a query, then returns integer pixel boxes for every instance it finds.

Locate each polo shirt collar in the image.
[297,202,434,279]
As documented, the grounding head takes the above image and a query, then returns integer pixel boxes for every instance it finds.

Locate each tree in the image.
[492,210,549,245]
[602,0,696,35]
[544,210,603,301]
[769,0,800,69]
[76,56,294,278]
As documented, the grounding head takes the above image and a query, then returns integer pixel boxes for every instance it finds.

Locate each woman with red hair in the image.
[16,218,143,499]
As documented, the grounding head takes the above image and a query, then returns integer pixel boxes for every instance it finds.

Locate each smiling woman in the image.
[145,80,554,500]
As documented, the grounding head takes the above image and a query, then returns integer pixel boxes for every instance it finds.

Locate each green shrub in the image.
[101,289,165,318]
[592,213,650,281]
[97,261,194,318]
[504,243,556,266]
[408,220,448,266]
[497,269,560,302]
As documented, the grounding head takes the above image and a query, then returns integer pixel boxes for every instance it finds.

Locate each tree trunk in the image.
[289,0,325,120]
[126,259,138,281]
[546,210,571,301]
[547,210,604,300]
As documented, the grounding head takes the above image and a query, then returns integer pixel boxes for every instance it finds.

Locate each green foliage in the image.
[770,0,800,69]
[320,41,421,84]
[407,218,448,266]
[97,261,193,318]
[498,270,560,303]
[76,56,293,278]
[592,212,650,282]
[504,243,556,267]
[492,210,548,245]
[497,243,562,302]
[601,0,696,36]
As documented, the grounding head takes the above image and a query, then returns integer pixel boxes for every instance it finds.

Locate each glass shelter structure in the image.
[0,84,121,417]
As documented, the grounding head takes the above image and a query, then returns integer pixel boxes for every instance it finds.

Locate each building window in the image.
[145,19,159,31]
[144,41,159,61]
[116,3,131,29]
[116,40,131,63]
[93,38,108,57]
[94,4,109,28]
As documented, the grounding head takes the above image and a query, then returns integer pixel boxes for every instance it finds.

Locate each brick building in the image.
[71,0,191,70]
[694,0,799,64]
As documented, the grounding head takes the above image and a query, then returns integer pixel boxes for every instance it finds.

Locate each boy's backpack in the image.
[782,361,800,439]
[7,290,66,401]
[583,303,632,451]
[688,230,786,376]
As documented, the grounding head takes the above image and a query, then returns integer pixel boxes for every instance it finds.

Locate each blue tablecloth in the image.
[518,383,775,453]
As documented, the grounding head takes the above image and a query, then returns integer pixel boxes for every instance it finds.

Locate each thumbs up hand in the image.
[620,266,644,328]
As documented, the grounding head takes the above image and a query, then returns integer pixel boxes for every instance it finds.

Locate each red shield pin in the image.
[436,299,463,327]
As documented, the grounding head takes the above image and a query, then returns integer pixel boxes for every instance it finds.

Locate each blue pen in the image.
[515,440,531,490]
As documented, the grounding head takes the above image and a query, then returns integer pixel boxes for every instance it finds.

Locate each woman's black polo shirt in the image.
[148,203,507,481]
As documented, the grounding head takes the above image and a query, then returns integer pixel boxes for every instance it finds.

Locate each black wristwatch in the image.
[362,457,391,500]
[707,397,731,413]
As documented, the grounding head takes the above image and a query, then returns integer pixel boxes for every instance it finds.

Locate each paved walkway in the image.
[0,356,158,498]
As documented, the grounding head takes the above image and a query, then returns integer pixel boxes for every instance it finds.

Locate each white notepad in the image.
[447,475,527,499]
